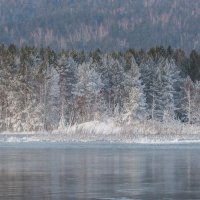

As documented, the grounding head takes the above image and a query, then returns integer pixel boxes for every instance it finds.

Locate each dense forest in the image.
[0,44,200,132]
[1,0,200,52]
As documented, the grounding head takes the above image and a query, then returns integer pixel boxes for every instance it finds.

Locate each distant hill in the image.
[1,0,200,52]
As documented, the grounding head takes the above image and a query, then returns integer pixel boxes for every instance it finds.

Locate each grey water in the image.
[0,143,200,200]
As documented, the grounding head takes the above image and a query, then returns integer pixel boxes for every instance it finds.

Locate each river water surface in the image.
[0,143,199,200]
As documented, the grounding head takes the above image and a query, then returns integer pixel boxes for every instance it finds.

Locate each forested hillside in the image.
[1,0,200,51]
[0,45,200,132]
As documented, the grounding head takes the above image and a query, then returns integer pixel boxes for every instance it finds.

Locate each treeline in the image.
[1,0,200,52]
[0,45,200,132]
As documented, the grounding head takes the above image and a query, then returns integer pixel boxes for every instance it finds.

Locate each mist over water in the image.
[0,144,199,200]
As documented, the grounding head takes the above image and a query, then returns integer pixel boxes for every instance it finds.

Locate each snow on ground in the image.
[1,120,200,144]
[67,120,122,135]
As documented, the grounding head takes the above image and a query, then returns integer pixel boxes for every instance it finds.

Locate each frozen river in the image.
[0,143,200,199]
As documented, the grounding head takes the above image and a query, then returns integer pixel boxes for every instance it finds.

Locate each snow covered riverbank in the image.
[1,120,200,144]
[1,133,200,144]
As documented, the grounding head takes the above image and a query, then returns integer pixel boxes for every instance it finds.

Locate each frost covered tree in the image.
[0,63,9,131]
[1,46,199,133]
[73,59,104,122]
[57,55,77,127]
[140,57,162,120]
[140,57,182,121]
[184,76,194,124]
[32,48,57,130]
[96,54,126,117]
[192,81,200,124]
[124,58,146,123]
[161,59,181,122]
[183,76,200,124]
[46,67,60,130]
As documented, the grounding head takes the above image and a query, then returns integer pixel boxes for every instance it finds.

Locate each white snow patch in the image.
[74,120,121,135]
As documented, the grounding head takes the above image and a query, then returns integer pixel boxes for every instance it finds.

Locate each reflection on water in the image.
[0,144,199,200]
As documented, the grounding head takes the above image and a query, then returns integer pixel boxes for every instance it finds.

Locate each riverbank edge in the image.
[1,132,200,144]
[1,120,200,144]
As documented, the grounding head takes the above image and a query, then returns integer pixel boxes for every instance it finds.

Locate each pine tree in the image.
[73,59,104,122]
[183,76,200,124]
[97,54,126,116]
[192,81,200,123]
[46,67,60,130]
[124,58,146,123]
[184,76,194,124]
[140,57,161,120]
[57,55,77,127]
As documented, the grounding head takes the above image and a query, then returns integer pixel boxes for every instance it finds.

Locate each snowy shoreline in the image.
[1,134,200,144]
[1,120,200,144]
[1,132,200,144]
